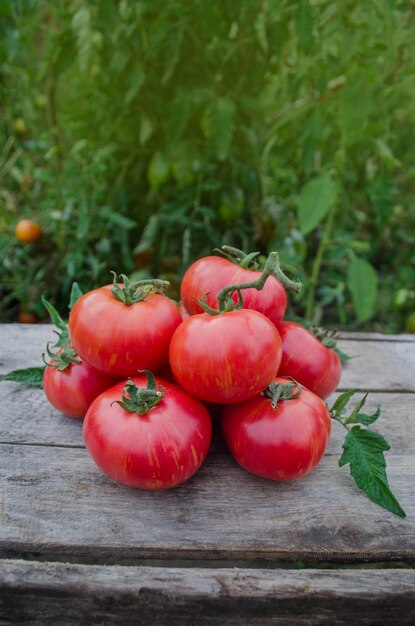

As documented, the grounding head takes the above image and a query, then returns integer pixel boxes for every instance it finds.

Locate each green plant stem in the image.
[305,204,336,321]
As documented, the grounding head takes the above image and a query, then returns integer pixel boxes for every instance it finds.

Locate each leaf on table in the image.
[0,366,45,388]
[339,426,406,518]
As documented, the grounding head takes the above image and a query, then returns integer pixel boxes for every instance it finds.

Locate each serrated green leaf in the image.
[339,426,406,518]
[0,366,45,388]
[347,392,368,423]
[331,389,359,417]
[41,296,67,331]
[355,405,381,426]
[297,174,337,235]
[347,256,378,322]
[69,282,83,310]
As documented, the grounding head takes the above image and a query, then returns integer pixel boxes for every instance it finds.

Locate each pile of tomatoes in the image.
[43,247,342,490]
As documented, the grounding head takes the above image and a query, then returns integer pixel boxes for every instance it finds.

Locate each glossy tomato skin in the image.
[277,321,342,400]
[68,286,182,377]
[222,378,331,481]
[181,256,287,325]
[169,310,282,404]
[43,359,118,419]
[83,377,212,490]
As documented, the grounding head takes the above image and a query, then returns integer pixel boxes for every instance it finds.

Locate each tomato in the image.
[43,356,118,419]
[83,374,212,489]
[15,219,43,244]
[169,309,282,404]
[181,256,287,325]
[276,321,342,400]
[68,276,182,377]
[179,303,189,320]
[222,377,331,481]
[17,311,37,324]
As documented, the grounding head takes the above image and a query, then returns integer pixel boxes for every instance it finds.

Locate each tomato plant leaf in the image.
[355,405,381,426]
[334,346,351,362]
[69,282,83,310]
[330,389,359,417]
[41,296,66,331]
[297,173,337,235]
[347,256,378,321]
[0,366,45,388]
[339,426,406,518]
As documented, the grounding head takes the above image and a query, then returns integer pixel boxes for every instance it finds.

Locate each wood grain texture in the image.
[0,443,413,564]
[1,559,415,625]
[1,386,413,455]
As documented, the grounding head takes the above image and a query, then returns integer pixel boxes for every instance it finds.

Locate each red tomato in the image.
[179,303,189,320]
[68,285,181,376]
[181,256,287,325]
[276,321,342,399]
[169,310,282,404]
[18,311,37,324]
[222,377,331,481]
[43,359,118,419]
[15,219,42,244]
[83,376,212,489]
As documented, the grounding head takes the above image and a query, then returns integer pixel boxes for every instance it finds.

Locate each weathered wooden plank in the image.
[0,385,412,456]
[0,444,413,564]
[1,559,415,625]
[338,331,415,342]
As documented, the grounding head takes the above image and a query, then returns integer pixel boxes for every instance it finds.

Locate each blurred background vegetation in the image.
[1,0,415,331]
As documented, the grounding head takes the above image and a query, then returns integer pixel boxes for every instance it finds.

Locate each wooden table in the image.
[0,324,414,624]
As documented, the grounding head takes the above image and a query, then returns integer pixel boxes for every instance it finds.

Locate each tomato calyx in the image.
[110,272,170,305]
[112,371,165,415]
[309,325,338,349]
[264,378,302,409]
[214,245,261,270]
[42,340,81,372]
[195,250,302,315]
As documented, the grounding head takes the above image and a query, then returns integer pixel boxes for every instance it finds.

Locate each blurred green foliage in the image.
[1,0,415,330]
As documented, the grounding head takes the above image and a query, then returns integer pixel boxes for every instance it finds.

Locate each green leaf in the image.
[134,215,160,255]
[339,427,405,518]
[41,296,67,331]
[147,151,170,188]
[334,346,351,363]
[355,405,381,426]
[254,12,268,52]
[139,115,153,146]
[69,282,83,310]
[297,174,337,235]
[201,97,235,161]
[99,207,137,230]
[347,256,378,322]
[296,0,314,51]
[339,82,373,143]
[0,366,45,388]
[331,389,359,418]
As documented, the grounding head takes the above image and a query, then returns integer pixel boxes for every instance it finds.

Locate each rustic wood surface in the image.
[1,559,415,625]
[0,324,414,624]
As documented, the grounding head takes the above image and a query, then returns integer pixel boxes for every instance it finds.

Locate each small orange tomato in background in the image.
[17,311,37,324]
[15,219,43,244]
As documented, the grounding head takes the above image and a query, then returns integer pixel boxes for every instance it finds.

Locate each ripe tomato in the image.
[17,311,37,324]
[276,321,342,399]
[222,377,331,481]
[181,255,287,325]
[69,278,182,377]
[43,357,118,419]
[169,309,282,404]
[15,219,43,244]
[83,374,212,489]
